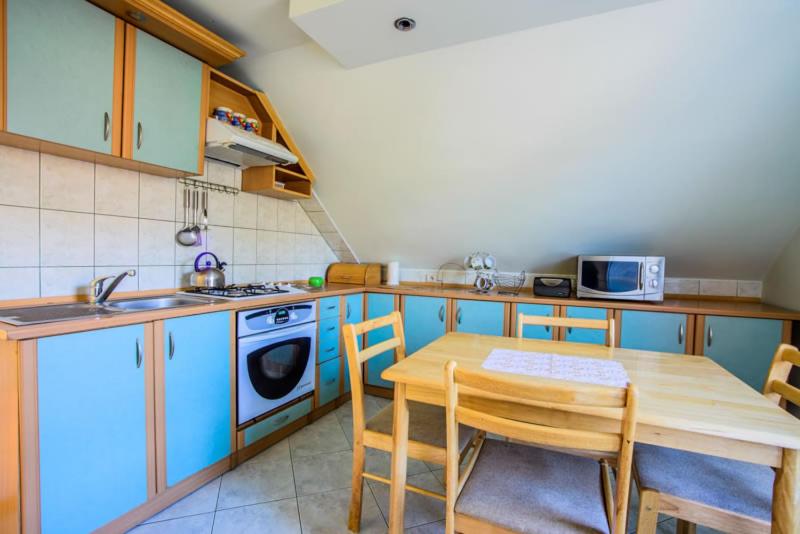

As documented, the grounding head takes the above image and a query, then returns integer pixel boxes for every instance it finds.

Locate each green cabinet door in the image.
[132,29,203,173]
[163,312,231,487]
[516,303,555,340]
[38,324,148,533]
[702,315,784,391]
[343,293,364,393]
[404,295,447,355]
[365,293,396,388]
[455,299,505,336]
[565,306,609,345]
[6,0,118,153]
[620,310,687,354]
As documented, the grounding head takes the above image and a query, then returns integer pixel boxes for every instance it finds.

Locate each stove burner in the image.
[185,284,290,299]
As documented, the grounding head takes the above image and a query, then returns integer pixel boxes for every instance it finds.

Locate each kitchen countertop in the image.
[0,283,797,341]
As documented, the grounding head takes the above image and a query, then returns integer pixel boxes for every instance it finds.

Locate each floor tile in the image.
[369,471,445,529]
[429,468,445,487]
[212,499,301,534]
[289,412,350,458]
[406,519,445,534]
[143,478,220,524]
[297,486,386,534]
[365,447,430,479]
[293,449,354,496]
[217,439,296,509]
[128,512,213,534]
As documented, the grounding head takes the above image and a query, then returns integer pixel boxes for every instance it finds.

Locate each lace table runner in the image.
[482,349,629,387]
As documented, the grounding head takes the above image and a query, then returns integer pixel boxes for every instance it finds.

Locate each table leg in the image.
[388,383,410,534]
[772,448,798,534]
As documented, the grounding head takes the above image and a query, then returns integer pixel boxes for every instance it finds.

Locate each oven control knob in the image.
[648,265,660,274]
[650,279,659,288]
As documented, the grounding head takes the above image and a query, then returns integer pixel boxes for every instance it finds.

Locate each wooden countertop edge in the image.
[0,283,797,340]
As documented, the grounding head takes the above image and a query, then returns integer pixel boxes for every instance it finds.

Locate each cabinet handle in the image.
[456,308,462,325]
[438,305,444,323]
[346,303,351,319]
[135,339,142,369]
[325,346,336,353]
[276,414,289,424]
[707,325,713,347]
[326,326,336,332]
[324,377,336,385]
[103,112,110,141]
[168,332,175,360]
[567,327,573,334]
[678,323,684,345]
[545,313,550,333]
[137,122,143,149]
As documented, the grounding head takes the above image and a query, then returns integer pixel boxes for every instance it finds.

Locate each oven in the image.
[237,301,316,425]
[577,256,665,302]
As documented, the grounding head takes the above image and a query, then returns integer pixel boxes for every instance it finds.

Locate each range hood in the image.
[205,118,299,168]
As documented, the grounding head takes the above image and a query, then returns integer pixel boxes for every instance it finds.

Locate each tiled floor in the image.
[132,395,721,533]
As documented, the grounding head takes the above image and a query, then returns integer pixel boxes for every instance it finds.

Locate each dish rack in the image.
[494,271,526,295]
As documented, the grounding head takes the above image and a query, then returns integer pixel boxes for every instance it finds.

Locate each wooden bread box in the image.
[326,263,382,286]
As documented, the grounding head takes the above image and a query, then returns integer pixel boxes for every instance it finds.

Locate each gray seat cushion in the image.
[635,443,774,522]
[455,439,610,534]
[366,401,476,450]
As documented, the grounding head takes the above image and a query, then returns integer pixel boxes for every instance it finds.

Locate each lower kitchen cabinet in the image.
[404,295,447,354]
[564,306,609,345]
[454,299,505,336]
[318,316,340,364]
[343,293,364,393]
[620,310,688,354]
[365,293,396,388]
[515,303,555,340]
[319,357,342,406]
[162,312,231,487]
[243,398,312,447]
[701,315,784,391]
[37,324,148,534]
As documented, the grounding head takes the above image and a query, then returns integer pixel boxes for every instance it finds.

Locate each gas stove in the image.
[178,283,306,300]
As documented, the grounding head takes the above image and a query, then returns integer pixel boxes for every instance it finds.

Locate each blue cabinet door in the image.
[620,310,687,354]
[516,303,555,340]
[455,300,505,336]
[565,306,609,345]
[404,296,447,355]
[365,293,396,388]
[38,324,148,534]
[319,357,342,406]
[163,312,231,487]
[343,293,364,393]
[318,317,340,364]
[703,316,783,391]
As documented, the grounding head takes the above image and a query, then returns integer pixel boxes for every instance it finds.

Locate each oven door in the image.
[577,256,646,299]
[237,322,316,424]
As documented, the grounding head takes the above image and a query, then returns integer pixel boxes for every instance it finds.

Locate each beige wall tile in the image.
[41,266,93,297]
[94,265,138,292]
[139,219,175,266]
[232,264,256,284]
[257,264,277,282]
[175,265,195,288]
[276,265,294,282]
[95,165,139,217]
[207,190,234,227]
[207,161,235,187]
[664,278,700,295]
[277,232,295,264]
[0,145,39,208]
[206,225,234,265]
[40,210,93,267]
[0,205,39,267]
[95,215,138,266]
[737,280,763,298]
[0,268,39,299]
[141,173,176,221]
[257,230,277,264]
[322,232,346,252]
[294,204,315,234]
[308,211,336,234]
[257,195,278,230]
[40,153,94,212]
[699,279,738,297]
[297,197,322,212]
[138,266,175,290]
[277,200,295,232]
[234,192,258,229]
[175,223,201,265]
[295,234,313,263]
[233,228,257,264]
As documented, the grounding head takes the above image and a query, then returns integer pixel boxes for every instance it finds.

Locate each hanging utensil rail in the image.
[178,177,240,195]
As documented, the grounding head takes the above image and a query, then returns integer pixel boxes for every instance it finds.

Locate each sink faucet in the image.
[89,270,136,305]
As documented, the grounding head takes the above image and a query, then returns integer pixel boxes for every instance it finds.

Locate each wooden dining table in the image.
[380,332,800,534]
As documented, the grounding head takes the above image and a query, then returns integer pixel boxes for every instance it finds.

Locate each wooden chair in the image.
[443,361,639,534]
[517,312,616,347]
[634,343,800,534]
[342,311,483,533]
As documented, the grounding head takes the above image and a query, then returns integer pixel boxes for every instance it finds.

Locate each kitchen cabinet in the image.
[343,293,364,393]
[162,312,231,487]
[701,315,784,391]
[454,299,505,336]
[564,306,609,345]
[620,310,688,354]
[365,293,396,388]
[515,303,556,340]
[37,324,148,534]
[319,296,341,320]
[319,357,342,406]
[243,398,312,447]
[403,295,447,354]
[128,27,204,173]
[5,0,120,153]
[318,316,340,364]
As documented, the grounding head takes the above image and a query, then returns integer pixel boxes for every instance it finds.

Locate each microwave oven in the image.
[577,256,665,302]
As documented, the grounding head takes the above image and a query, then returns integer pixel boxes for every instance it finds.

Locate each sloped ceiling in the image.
[221,0,800,279]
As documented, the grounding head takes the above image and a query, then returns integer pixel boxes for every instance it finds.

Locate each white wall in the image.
[228,0,800,280]
[764,226,800,311]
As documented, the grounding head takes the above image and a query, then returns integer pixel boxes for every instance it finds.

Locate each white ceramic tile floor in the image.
[133,395,723,534]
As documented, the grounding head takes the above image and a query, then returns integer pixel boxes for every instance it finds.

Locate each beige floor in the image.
[131,395,721,534]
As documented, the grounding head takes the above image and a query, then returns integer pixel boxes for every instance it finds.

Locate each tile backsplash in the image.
[0,145,347,300]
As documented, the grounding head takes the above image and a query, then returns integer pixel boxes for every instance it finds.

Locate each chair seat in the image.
[635,443,774,522]
[366,400,476,451]
[455,439,610,534]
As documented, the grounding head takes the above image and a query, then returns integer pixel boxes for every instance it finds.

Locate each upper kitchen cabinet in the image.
[124,27,207,174]
[4,0,123,153]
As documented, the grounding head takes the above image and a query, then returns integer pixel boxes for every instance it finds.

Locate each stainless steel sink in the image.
[104,296,217,312]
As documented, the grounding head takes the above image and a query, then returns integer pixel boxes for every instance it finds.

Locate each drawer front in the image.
[318,317,341,364]
[319,296,341,320]
[243,398,312,446]
[565,306,609,345]
[319,357,342,406]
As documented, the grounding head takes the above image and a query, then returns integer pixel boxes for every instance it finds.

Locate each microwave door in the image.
[579,258,645,297]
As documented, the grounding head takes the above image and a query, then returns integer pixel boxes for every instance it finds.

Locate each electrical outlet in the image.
[424,273,438,282]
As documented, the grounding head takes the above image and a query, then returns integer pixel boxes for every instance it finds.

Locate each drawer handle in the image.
[275,414,289,424]
[324,378,336,385]
[456,308,462,325]
[327,305,336,310]
[438,305,444,323]
[346,303,351,319]
[135,339,142,369]
[168,332,175,360]
[136,122,143,149]
[103,112,111,141]
[707,326,713,347]
[567,327,573,334]
[678,323,684,345]
[325,347,336,353]
[326,326,336,332]
[545,313,550,333]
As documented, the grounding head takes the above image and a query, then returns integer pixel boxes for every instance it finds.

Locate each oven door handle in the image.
[238,323,316,346]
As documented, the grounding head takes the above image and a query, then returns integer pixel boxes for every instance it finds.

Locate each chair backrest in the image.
[342,311,406,435]
[517,312,616,347]
[763,343,800,408]
[444,361,637,534]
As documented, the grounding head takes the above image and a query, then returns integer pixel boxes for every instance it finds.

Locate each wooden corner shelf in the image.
[208,69,315,200]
